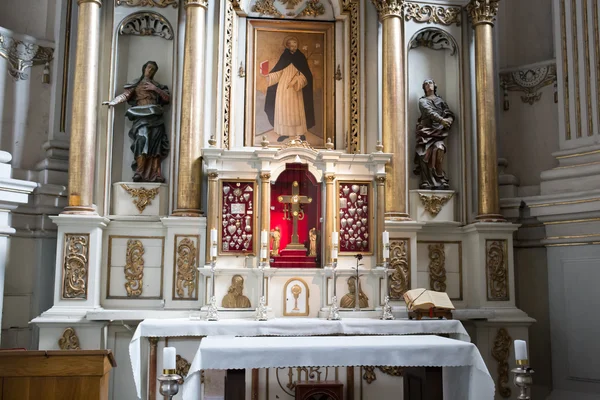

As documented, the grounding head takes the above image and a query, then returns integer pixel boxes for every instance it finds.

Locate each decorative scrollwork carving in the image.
[404,3,461,26]
[486,240,508,300]
[116,0,178,7]
[222,0,234,149]
[176,355,192,380]
[409,29,457,56]
[428,243,447,292]
[58,327,81,350]
[125,239,145,297]
[363,366,376,383]
[0,31,54,80]
[62,234,89,299]
[118,12,174,40]
[389,239,410,299]
[278,138,315,150]
[492,328,512,398]
[252,0,283,17]
[363,365,403,384]
[500,63,557,106]
[176,237,197,299]
[120,183,161,213]
[466,0,500,26]
[418,192,454,216]
[379,366,404,377]
[345,0,360,154]
[298,0,325,17]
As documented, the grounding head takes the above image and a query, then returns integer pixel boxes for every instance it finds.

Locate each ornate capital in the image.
[466,0,500,27]
[260,173,271,181]
[208,172,219,180]
[371,0,404,20]
[325,174,336,183]
[376,176,386,184]
[183,0,207,8]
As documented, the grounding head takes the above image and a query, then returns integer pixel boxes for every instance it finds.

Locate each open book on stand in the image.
[403,288,455,320]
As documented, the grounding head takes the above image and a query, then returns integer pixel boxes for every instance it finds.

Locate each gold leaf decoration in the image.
[116,0,178,7]
[486,240,508,300]
[62,234,89,299]
[252,0,283,17]
[176,237,197,299]
[297,0,325,17]
[176,355,191,380]
[120,184,160,213]
[466,0,500,26]
[389,239,410,299]
[492,328,512,398]
[125,239,145,297]
[404,3,461,26]
[428,243,447,292]
[222,0,234,149]
[378,366,404,377]
[418,192,453,216]
[371,0,404,19]
[363,366,376,384]
[58,327,81,350]
[344,0,360,153]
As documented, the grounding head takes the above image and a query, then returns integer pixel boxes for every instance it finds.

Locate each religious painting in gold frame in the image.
[245,19,335,149]
[336,181,373,255]
[219,180,258,256]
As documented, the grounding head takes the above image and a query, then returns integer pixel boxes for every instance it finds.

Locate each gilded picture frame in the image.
[245,19,335,148]
[219,179,258,256]
[336,180,374,255]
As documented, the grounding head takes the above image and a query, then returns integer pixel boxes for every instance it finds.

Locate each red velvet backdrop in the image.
[270,164,321,255]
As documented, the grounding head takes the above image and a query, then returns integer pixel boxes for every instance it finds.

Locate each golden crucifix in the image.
[278,181,312,250]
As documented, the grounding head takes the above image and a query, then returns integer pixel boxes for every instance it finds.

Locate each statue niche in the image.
[104,61,171,183]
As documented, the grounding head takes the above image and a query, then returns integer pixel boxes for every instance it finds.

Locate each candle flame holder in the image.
[158,371,182,399]
[512,363,534,400]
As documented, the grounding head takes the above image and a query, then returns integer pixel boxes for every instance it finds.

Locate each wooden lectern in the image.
[0,350,116,400]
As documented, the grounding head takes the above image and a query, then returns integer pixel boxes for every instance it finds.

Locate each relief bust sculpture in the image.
[222,275,251,308]
[103,61,170,183]
[340,276,369,309]
[413,79,454,190]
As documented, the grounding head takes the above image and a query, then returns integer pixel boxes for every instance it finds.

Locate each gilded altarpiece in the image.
[337,181,373,254]
[219,180,257,255]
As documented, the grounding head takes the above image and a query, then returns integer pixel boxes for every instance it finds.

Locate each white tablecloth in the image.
[130,318,470,398]
[184,335,494,400]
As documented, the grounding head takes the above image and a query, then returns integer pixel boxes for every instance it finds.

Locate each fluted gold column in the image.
[205,172,218,263]
[467,0,504,221]
[371,0,410,221]
[63,0,102,214]
[260,173,271,239]
[376,175,386,265]
[324,174,335,266]
[173,0,208,217]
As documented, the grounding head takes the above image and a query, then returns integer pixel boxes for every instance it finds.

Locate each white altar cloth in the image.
[130,318,470,398]
[183,335,494,400]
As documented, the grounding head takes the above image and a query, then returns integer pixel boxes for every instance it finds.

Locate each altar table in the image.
[130,318,471,398]
[183,335,494,400]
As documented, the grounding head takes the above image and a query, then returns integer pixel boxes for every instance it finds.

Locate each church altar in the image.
[183,335,494,400]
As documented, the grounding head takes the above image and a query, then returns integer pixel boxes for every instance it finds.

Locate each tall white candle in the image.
[383,244,390,260]
[210,228,217,244]
[514,340,528,361]
[210,245,217,258]
[163,347,176,371]
[382,231,389,245]
[331,248,338,260]
[332,231,339,246]
[261,247,268,260]
[261,230,268,245]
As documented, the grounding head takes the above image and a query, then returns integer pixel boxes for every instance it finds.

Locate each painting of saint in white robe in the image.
[263,37,315,142]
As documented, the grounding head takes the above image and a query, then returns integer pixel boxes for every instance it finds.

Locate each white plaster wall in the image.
[0,0,56,42]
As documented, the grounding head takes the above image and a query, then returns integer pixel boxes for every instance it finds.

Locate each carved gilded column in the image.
[205,172,218,263]
[467,0,504,221]
[63,0,103,214]
[371,0,410,221]
[173,0,208,217]
[324,173,335,266]
[376,175,386,265]
[260,172,271,240]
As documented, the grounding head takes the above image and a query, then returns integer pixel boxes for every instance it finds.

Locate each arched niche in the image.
[108,11,176,199]
[406,28,464,217]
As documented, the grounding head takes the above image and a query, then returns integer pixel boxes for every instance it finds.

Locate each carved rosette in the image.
[0,31,54,80]
[466,0,500,27]
[125,239,145,297]
[116,0,178,7]
[120,184,161,213]
[62,234,89,299]
[492,328,512,398]
[486,240,509,300]
[404,3,461,26]
[176,237,198,299]
[418,192,453,216]
[176,355,191,380]
[118,12,174,40]
[58,327,81,350]
[252,0,283,17]
[428,243,447,292]
[389,239,410,299]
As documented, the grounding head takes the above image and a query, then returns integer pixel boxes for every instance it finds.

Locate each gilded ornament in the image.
[252,0,283,17]
[115,0,178,7]
[118,12,174,40]
[363,366,376,384]
[176,238,197,299]
[363,365,403,384]
[486,240,508,301]
[409,29,457,55]
[428,243,447,292]
[222,275,252,308]
[404,3,461,26]
[389,239,409,299]
[0,31,54,80]
[342,0,361,154]
[125,239,145,298]
[376,176,386,184]
[121,184,161,213]
[297,0,325,17]
[208,172,219,180]
[371,0,405,20]
[280,0,301,8]
[261,173,272,181]
[222,0,234,149]
[58,327,81,350]
[176,355,191,380]
[418,192,453,216]
[466,0,499,26]
[278,138,315,150]
[62,234,89,299]
[492,328,512,398]
[334,64,342,81]
[500,63,557,106]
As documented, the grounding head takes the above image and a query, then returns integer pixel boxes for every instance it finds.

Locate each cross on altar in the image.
[277,180,312,250]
